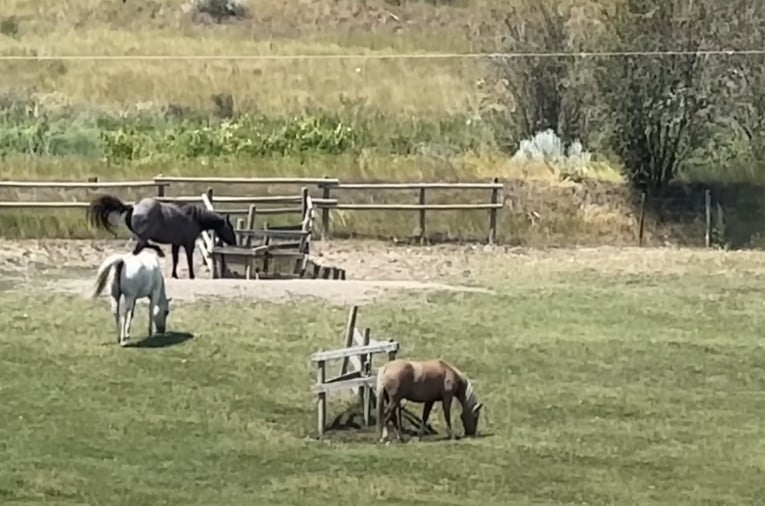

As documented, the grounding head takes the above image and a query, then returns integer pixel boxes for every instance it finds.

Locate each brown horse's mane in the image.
[438,359,476,405]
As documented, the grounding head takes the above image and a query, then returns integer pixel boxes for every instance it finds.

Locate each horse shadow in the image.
[127,331,194,349]
[323,404,439,441]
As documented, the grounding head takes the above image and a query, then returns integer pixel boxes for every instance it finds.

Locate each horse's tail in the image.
[93,253,125,299]
[375,363,388,437]
[87,194,134,237]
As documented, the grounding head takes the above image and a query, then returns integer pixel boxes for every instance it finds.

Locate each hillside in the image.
[3,0,757,246]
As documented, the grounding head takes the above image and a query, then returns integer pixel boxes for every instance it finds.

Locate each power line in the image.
[0,49,764,61]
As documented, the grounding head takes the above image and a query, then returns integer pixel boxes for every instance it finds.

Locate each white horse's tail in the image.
[93,253,124,299]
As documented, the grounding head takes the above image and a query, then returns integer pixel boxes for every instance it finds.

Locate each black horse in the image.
[87,195,237,279]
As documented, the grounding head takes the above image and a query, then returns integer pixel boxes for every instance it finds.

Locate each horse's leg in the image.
[390,399,404,442]
[171,244,180,279]
[122,298,136,346]
[118,294,128,345]
[110,295,120,339]
[147,295,154,337]
[381,397,403,442]
[419,400,435,440]
[441,395,455,440]
[184,243,195,280]
[144,243,165,258]
[132,238,148,256]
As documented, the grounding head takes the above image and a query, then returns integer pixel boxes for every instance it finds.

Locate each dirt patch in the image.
[0,239,496,305]
[56,277,492,306]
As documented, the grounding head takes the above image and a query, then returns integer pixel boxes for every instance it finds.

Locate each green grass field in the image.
[1,242,763,505]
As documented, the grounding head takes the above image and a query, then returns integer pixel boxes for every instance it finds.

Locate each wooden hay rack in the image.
[198,187,345,279]
[311,306,398,438]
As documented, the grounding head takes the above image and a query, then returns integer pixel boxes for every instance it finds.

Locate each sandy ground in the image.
[0,239,497,305]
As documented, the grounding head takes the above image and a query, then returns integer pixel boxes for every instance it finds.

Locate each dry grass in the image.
[1,0,498,115]
[0,154,642,245]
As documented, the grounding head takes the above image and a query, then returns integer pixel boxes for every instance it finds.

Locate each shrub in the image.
[512,129,593,181]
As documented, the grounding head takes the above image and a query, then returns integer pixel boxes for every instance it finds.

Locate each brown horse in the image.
[375,358,483,442]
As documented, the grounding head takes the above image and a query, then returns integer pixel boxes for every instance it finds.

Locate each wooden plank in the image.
[211,245,271,257]
[0,180,167,189]
[311,375,377,394]
[154,176,339,185]
[340,306,359,376]
[345,328,365,374]
[260,250,306,259]
[218,207,303,216]
[324,203,503,211]
[236,229,309,240]
[198,195,305,204]
[311,341,399,362]
[0,202,91,209]
[200,191,215,212]
[324,370,362,384]
[334,182,503,190]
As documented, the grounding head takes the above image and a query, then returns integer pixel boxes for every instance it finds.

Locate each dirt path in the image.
[0,239,497,305]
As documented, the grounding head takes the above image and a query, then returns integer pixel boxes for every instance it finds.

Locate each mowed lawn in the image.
[1,248,765,505]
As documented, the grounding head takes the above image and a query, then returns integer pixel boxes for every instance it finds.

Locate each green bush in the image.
[0,107,499,163]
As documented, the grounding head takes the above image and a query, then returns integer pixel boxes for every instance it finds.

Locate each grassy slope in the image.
[1,249,764,504]
[0,0,646,245]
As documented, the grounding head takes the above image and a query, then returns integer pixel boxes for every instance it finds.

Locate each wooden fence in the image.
[0,175,504,243]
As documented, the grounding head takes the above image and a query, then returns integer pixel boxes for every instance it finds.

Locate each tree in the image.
[711,1,765,164]
[487,0,604,148]
[598,0,715,190]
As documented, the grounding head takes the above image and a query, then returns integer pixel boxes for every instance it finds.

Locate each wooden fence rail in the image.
[317,176,503,243]
[0,175,504,244]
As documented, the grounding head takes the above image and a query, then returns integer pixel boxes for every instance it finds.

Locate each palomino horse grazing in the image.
[86,195,238,279]
[92,249,172,346]
[375,358,484,443]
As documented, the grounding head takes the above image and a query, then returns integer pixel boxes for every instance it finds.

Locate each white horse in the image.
[92,249,172,346]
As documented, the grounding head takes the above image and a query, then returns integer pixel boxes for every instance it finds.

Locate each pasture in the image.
[1,239,764,505]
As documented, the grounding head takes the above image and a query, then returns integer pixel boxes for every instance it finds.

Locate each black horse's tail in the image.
[87,194,134,237]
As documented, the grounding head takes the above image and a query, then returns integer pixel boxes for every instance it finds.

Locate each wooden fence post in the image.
[488,177,499,244]
[418,187,426,244]
[340,305,359,376]
[300,186,308,220]
[638,191,646,246]
[321,176,331,240]
[361,327,372,427]
[316,360,326,438]
[704,189,712,248]
[206,187,215,246]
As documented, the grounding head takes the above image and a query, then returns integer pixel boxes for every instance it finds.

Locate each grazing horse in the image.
[86,194,238,279]
[92,249,172,346]
[375,358,484,443]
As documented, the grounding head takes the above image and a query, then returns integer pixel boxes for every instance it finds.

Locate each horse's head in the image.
[216,214,237,246]
[459,377,483,437]
[153,297,172,334]
[461,401,483,437]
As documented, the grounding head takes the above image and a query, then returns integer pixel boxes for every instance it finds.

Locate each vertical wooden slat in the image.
[321,176,331,240]
[418,187,426,244]
[488,177,499,244]
[340,306,359,376]
[317,360,326,438]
